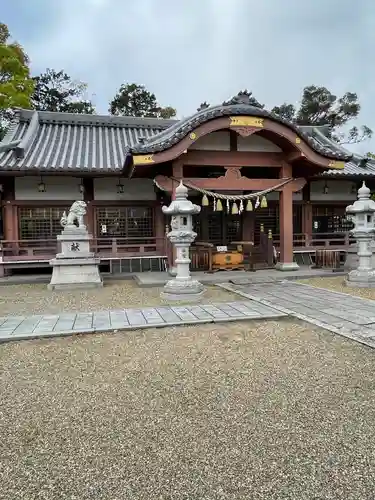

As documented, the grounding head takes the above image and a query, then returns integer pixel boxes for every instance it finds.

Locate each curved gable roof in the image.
[128,95,352,162]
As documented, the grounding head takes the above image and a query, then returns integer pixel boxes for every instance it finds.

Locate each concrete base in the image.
[275,261,300,272]
[160,290,206,303]
[344,242,375,270]
[346,269,375,288]
[162,278,206,302]
[48,281,103,291]
[168,266,177,277]
[48,257,103,291]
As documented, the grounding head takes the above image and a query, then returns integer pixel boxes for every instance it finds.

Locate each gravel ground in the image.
[1,320,375,499]
[0,281,237,316]
[299,276,375,300]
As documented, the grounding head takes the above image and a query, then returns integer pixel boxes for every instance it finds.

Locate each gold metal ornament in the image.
[229,116,264,128]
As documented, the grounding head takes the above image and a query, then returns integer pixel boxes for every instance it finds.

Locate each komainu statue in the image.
[60,201,87,228]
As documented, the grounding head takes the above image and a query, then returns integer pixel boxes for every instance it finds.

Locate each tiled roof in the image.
[0,106,372,176]
[0,109,176,172]
[128,102,352,162]
[323,155,375,177]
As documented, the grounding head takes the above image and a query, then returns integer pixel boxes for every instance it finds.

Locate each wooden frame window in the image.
[96,206,154,239]
[19,207,68,240]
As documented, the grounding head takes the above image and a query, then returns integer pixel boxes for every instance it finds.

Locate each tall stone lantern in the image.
[161,181,205,301]
[346,181,375,288]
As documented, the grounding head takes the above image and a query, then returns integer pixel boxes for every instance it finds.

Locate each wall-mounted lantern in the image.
[38,176,46,192]
[116,179,124,194]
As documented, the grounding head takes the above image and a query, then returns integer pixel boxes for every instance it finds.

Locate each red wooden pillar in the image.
[276,163,299,271]
[0,176,16,277]
[302,182,312,246]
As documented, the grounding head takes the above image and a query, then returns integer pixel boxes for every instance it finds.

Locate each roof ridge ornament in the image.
[197,101,210,112]
[222,90,263,108]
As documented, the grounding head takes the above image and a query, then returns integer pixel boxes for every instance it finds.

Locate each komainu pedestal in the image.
[48,201,102,290]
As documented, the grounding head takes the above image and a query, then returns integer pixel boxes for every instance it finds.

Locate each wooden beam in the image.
[183,150,284,167]
[285,151,305,163]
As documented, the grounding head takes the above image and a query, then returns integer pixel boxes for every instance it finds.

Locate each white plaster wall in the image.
[310,180,357,201]
[237,134,282,152]
[15,176,83,201]
[94,178,156,201]
[189,131,230,151]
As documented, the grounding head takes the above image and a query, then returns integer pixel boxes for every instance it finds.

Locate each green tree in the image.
[109,83,176,118]
[31,68,95,113]
[0,23,34,139]
[271,85,372,145]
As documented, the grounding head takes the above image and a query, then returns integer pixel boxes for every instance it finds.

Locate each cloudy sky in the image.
[2,0,375,152]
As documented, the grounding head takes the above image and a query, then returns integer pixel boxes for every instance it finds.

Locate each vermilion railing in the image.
[272,232,356,249]
[0,237,167,261]
[0,233,357,263]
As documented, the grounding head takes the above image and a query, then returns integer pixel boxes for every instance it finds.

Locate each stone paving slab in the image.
[218,281,375,349]
[0,300,287,344]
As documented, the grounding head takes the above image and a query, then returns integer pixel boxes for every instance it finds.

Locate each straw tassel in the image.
[216,199,223,211]
[260,196,268,208]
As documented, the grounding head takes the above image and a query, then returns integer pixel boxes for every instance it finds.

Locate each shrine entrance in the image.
[194,206,243,246]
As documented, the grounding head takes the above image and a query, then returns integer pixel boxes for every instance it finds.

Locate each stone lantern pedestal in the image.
[346,182,375,288]
[161,181,205,302]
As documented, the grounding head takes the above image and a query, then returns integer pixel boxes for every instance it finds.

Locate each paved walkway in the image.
[0,300,286,343]
[219,281,375,349]
[134,267,345,287]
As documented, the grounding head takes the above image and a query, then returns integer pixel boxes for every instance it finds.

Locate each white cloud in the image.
[12,0,375,152]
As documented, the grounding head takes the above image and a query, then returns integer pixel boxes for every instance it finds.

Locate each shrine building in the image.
[0,92,374,277]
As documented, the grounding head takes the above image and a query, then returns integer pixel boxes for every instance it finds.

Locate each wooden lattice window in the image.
[19,207,68,240]
[312,206,349,233]
[254,206,279,244]
[199,210,242,246]
[96,206,154,239]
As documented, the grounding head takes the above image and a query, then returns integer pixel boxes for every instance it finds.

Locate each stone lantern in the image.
[346,181,375,288]
[161,181,205,301]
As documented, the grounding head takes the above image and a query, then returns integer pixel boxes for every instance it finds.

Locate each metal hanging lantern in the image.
[201,194,209,206]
